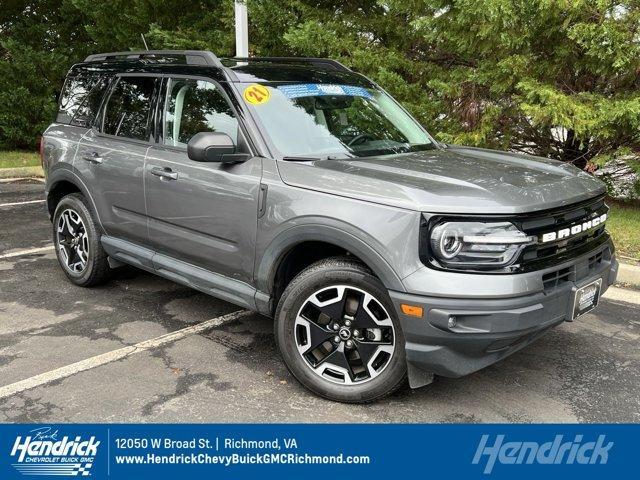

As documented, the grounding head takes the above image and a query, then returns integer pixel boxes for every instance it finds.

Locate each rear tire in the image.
[275,257,407,403]
[52,193,110,287]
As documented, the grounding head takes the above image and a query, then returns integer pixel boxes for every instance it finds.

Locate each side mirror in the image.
[187,132,245,163]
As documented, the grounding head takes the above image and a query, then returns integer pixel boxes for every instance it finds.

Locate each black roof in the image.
[220,58,373,86]
[73,50,374,87]
[84,50,221,66]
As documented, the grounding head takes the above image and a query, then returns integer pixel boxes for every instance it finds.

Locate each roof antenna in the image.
[141,34,149,51]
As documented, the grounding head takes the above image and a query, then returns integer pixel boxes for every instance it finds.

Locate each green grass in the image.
[0,150,40,169]
[607,202,640,262]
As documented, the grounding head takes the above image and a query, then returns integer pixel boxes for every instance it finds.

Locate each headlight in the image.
[429,221,535,269]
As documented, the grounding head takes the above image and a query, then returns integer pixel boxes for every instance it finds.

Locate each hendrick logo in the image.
[472,434,613,474]
[540,213,607,243]
[10,427,100,476]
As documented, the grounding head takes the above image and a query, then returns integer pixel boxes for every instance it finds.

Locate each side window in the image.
[70,75,111,128]
[58,73,102,124]
[163,78,238,147]
[103,77,156,141]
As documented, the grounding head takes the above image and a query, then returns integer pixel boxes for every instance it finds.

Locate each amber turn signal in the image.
[400,304,423,318]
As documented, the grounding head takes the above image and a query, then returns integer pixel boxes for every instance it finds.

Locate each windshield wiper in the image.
[282,156,323,162]
[282,155,353,162]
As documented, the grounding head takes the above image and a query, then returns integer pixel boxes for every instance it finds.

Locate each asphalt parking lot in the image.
[1,179,639,423]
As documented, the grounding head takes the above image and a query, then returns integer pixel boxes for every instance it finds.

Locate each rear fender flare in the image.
[46,167,104,230]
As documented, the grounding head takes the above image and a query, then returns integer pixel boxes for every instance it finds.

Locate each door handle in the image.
[150,167,179,181]
[82,152,103,164]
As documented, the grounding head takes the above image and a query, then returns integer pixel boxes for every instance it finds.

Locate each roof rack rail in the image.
[231,57,351,72]
[83,50,223,67]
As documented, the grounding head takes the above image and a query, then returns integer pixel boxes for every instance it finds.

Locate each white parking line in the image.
[0,309,253,400]
[0,199,46,207]
[0,245,55,260]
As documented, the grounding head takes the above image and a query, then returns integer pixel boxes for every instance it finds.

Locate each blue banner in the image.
[0,423,635,479]
[277,83,373,99]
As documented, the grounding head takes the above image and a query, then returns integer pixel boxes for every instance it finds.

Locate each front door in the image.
[144,77,262,285]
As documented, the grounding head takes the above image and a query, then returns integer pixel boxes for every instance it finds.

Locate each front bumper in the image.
[389,243,618,379]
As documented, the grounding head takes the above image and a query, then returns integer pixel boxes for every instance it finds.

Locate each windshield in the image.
[239,82,436,159]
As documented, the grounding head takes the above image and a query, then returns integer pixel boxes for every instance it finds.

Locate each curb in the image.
[617,262,640,289]
[0,166,44,179]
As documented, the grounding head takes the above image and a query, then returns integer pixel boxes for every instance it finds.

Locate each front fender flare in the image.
[256,223,406,295]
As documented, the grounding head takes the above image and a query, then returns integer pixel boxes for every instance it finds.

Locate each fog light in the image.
[401,304,424,318]
[448,316,457,328]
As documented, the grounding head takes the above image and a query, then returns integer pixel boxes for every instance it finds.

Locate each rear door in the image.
[75,75,158,246]
[144,77,262,284]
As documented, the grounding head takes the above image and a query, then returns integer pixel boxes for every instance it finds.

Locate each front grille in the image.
[588,250,604,270]
[541,246,610,291]
[542,266,573,290]
[514,196,610,272]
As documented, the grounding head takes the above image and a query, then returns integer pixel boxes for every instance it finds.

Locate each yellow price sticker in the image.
[243,84,271,105]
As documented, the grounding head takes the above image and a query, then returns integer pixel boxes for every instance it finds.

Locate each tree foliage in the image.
[1,0,639,190]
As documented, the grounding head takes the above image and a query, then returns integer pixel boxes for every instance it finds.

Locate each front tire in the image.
[53,193,110,287]
[275,257,407,403]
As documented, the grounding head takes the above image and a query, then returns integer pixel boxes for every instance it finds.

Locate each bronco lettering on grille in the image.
[540,213,607,243]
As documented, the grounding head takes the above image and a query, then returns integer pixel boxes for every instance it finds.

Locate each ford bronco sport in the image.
[42,50,618,403]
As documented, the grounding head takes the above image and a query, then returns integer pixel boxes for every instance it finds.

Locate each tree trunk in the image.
[560,129,589,169]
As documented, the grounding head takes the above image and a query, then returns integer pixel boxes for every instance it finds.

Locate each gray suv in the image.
[42,50,618,403]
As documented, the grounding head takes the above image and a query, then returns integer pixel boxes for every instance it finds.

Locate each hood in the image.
[276,146,606,214]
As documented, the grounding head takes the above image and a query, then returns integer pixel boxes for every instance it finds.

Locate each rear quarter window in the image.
[70,76,111,127]
[58,72,110,126]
